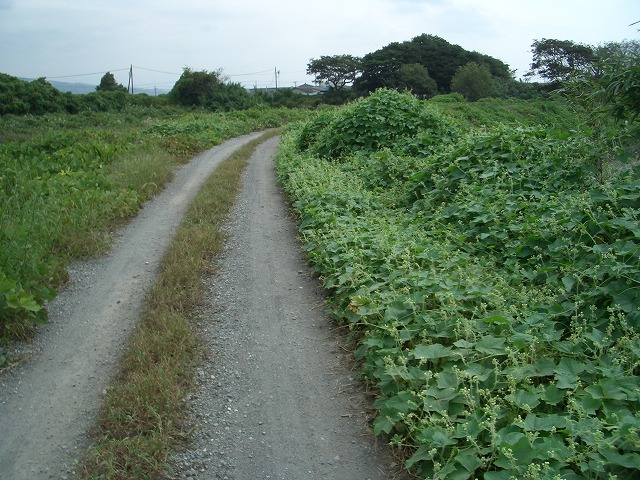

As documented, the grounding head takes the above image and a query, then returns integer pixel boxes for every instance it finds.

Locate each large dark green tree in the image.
[169,68,222,107]
[306,54,362,90]
[450,62,495,101]
[168,67,255,111]
[96,72,127,92]
[394,63,438,98]
[355,34,512,95]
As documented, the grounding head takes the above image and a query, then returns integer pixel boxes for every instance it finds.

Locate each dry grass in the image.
[79,129,281,479]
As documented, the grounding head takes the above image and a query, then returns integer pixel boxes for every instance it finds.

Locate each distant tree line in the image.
[2,33,638,116]
[306,34,640,104]
[0,72,166,115]
[307,34,531,102]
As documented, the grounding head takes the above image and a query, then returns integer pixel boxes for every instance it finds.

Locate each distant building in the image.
[291,83,325,96]
[248,83,328,96]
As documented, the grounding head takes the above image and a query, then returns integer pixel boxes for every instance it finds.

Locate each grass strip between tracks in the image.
[79,129,281,479]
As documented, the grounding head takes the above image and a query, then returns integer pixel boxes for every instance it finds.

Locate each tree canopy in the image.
[306,55,362,90]
[355,34,512,95]
[96,72,127,93]
[450,62,495,101]
[526,38,596,84]
[0,74,78,115]
[168,67,255,111]
[169,68,222,107]
[564,39,640,123]
[394,63,438,98]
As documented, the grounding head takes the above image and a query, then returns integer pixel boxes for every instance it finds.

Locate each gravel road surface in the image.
[0,133,264,480]
[167,137,402,480]
[0,134,403,480]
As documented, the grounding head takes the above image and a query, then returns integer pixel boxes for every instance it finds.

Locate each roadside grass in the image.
[0,107,309,343]
[108,145,176,203]
[78,129,281,479]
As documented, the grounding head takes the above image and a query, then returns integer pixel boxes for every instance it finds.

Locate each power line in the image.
[46,68,129,79]
[133,66,181,76]
[227,68,273,77]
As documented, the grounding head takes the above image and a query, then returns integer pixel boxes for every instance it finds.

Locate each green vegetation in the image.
[168,67,255,110]
[0,106,308,342]
[527,38,597,84]
[96,72,128,93]
[79,129,281,479]
[354,34,514,96]
[276,89,640,479]
[306,54,363,91]
[0,73,166,115]
[306,33,542,103]
[450,62,495,101]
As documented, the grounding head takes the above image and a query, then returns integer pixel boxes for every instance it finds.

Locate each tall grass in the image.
[0,107,308,342]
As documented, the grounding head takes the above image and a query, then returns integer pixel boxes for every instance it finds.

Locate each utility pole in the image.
[275,67,280,90]
[127,65,134,94]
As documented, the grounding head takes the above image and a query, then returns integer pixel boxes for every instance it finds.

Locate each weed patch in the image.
[276,92,640,479]
[0,107,306,340]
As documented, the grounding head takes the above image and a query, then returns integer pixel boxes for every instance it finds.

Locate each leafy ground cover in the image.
[275,89,640,479]
[0,106,309,341]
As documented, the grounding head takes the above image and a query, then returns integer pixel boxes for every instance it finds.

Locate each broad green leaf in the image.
[453,339,474,348]
[584,379,628,400]
[522,413,567,431]
[554,358,586,389]
[510,332,534,350]
[561,275,576,292]
[574,393,602,415]
[504,364,537,381]
[541,384,565,405]
[600,449,640,468]
[474,336,506,356]
[534,358,556,376]
[584,328,606,346]
[383,301,411,321]
[0,277,16,292]
[19,295,42,312]
[436,369,459,389]
[411,343,456,360]
[456,448,482,473]
[434,461,471,480]
[536,436,572,461]
[417,425,457,448]
[5,292,20,309]
[465,362,493,381]
[611,286,640,313]
[378,391,418,413]
[481,314,511,325]
[495,436,537,468]
[510,389,542,409]
[455,414,484,439]
[484,471,513,480]
[499,431,525,447]
[373,415,395,436]
[405,445,434,468]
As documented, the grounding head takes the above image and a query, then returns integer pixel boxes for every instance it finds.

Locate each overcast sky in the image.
[0,0,638,92]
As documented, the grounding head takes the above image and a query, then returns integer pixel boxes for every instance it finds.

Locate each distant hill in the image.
[20,78,170,96]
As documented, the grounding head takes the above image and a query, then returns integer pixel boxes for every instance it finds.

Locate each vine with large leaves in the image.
[276,89,640,479]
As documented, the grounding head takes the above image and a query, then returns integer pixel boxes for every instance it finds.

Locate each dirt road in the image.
[0,133,264,479]
[0,134,401,479]
[167,137,401,479]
